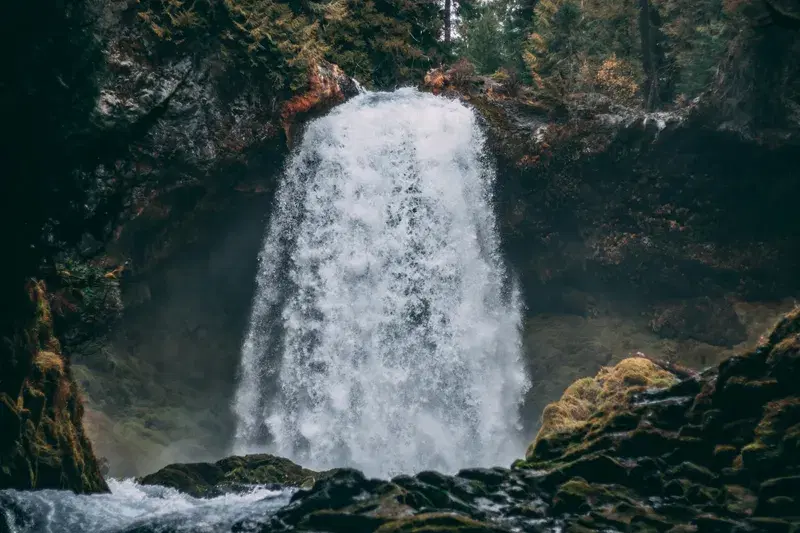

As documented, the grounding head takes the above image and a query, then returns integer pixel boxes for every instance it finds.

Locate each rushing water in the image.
[0,479,292,533]
[233,88,529,477]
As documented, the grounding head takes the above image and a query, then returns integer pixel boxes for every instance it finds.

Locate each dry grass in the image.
[34,350,65,376]
[529,357,678,456]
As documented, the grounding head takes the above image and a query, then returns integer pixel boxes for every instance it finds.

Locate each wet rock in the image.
[139,453,322,497]
[650,298,747,348]
[376,513,511,533]
[742,518,794,533]
[124,309,800,532]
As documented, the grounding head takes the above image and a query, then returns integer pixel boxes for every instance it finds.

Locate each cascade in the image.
[233,88,529,477]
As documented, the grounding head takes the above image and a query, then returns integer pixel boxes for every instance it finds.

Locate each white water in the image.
[233,88,529,477]
[0,479,292,533]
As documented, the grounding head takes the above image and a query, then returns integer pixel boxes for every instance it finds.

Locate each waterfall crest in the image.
[233,88,529,477]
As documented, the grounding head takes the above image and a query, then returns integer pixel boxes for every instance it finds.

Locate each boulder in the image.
[139,453,323,497]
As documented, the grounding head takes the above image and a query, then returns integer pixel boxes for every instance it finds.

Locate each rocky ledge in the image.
[138,453,324,498]
[128,307,800,532]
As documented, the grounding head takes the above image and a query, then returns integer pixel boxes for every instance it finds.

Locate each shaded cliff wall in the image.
[1,0,362,483]
[451,74,800,438]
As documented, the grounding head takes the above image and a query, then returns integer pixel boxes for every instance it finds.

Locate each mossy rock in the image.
[376,513,509,533]
[139,453,322,497]
[527,357,677,460]
[0,281,108,494]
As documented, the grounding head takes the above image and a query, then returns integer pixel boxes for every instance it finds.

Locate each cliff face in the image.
[4,0,799,490]
[423,8,800,435]
[57,2,360,477]
[1,0,360,486]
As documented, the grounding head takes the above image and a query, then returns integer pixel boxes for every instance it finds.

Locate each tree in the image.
[458,3,511,74]
[319,0,443,88]
[638,0,659,109]
[445,0,452,43]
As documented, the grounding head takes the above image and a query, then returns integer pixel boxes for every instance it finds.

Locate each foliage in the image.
[318,0,443,88]
[491,67,523,96]
[457,3,510,74]
[138,0,442,90]
[655,0,731,98]
[523,0,645,101]
[448,57,476,88]
[52,254,123,344]
[510,0,799,109]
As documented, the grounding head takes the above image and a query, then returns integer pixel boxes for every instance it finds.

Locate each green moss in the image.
[1,282,108,493]
[527,357,677,461]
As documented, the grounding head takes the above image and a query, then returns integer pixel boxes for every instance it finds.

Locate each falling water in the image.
[233,88,529,477]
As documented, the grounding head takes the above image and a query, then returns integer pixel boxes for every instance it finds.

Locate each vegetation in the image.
[137,0,442,91]
[528,357,677,457]
[446,0,799,117]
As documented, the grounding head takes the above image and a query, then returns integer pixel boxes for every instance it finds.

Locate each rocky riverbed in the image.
[5,307,797,532]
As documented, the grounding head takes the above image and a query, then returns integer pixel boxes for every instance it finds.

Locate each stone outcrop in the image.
[35,0,359,479]
[0,282,107,493]
[139,454,324,497]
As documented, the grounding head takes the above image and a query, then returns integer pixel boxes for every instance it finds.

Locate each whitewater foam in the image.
[0,479,292,533]
[233,88,529,477]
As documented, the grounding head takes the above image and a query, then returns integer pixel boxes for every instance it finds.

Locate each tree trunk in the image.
[444,0,452,44]
[638,0,658,110]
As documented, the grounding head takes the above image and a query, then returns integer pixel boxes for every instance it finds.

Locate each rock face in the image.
[139,454,323,497]
[423,46,800,439]
[40,0,360,478]
[0,282,107,493]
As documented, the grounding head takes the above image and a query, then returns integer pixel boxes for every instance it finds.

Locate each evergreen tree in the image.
[319,0,443,87]
[458,4,506,73]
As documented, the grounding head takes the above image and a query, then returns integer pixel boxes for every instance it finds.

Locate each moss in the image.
[528,357,677,459]
[33,351,65,376]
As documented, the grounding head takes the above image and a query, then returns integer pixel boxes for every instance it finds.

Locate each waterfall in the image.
[232,88,529,478]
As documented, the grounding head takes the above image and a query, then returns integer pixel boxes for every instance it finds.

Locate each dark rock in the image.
[650,298,747,347]
[756,496,798,518]
[742,518,793,533]
[456,468,507,487]
[139,453,321,497]
[669,463,718,485]
[758,476,800,501]
[299,510,389,532]
[376,513,512,532]
[546,454,630,487]
[693,515,741,532]
[711,445,738,470]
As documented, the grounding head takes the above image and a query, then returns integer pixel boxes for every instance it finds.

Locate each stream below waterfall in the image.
[0,479,293,533]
